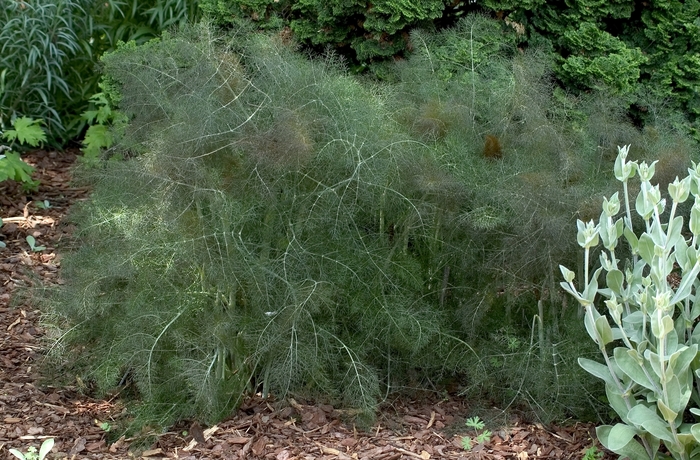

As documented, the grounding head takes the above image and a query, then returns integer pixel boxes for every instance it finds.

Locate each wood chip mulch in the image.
[0,150,615,459]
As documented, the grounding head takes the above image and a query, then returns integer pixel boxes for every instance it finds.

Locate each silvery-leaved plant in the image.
[561,145,700,460]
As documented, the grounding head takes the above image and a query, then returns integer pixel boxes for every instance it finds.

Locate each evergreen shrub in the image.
[198,0,485,63]
[48,19,694,429]
[199,1,700,140]
[487,0,700,139]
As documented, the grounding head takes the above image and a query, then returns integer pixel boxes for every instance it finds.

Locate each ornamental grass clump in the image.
[561,145,700,459]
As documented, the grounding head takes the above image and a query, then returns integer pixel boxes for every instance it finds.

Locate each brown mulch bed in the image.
[0,150,614,459]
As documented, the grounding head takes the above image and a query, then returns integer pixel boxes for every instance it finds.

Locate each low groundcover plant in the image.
[9,438,54,460]
[561,145,700,459]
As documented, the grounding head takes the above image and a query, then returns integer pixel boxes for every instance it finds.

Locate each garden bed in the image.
[0,150,613,459]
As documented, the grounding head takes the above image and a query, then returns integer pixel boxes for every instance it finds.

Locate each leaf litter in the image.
[0,150,615,459]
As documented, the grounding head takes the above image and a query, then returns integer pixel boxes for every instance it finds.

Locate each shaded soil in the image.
[0,150,615,459]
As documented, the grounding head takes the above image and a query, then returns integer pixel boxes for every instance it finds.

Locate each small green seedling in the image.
[9,438,54,460]
[26,235,46,252]
[581,445,604,460]
[99,421,112,432]
[461,416,491,451]
[34,200,50,209]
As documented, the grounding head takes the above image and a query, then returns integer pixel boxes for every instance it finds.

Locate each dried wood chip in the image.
[314,442,341,455]
[228,436,252,444]
[252,436,269,456]
[189,421,205,443]
[182,439,198,452]
[109,436,128,452]
[203,424,219,439]
[340,437,357,447]
[7,317,21,330]
[403,415,426,425]
[86,440,106,452]
[426,411,435,429]
[70,436,86,455]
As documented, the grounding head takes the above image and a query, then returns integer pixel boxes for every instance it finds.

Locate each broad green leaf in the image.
[686,244,698,267]
[649,218,666,248]
[691,199,700,236]
[614,348,656,391]
[675,429,696,451]
[624,312,646,344]
[669,345,697,377]
[657,399,678,424]
[615,218,624,239]
[651,313,674,339]
[637,233,655,265]
[670,262,700,306]
[581,268,602,305]
[595,315,614,346]
[83,125,114,151]
[645,350,663,379]
[664,374,691,416]
[691,423,700,443]
[636,187,655,221]
[579,357,617,386]
[666,329,680,357]
[3,116,47,146]
[627,404,674,442]
[675,237,689,270]
[690,299,700,322]
[559,281,586,304]
[559,265,575,283]
[666,216,684,249]
[611,326,626,341]
[584,306,601,342]
[597,425,650,460]
[38,438,54,459]
[624,227,639,253]
[0,151,36,183]
[623,311,645,328]
[606,269,624,295]
[607,383,633,422]
[601,423,637,451]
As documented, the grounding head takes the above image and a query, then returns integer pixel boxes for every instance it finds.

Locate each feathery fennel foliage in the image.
[54,25,482,427]
[386,14,697,421]
[49,19,695,430]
